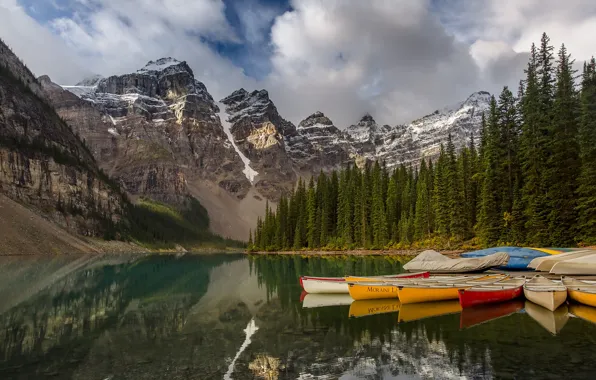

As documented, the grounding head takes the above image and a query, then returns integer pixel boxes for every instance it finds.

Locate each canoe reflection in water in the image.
[348,299,401,318]
[397,300,462,323]
[460,299,525,329]
[525,300,569,335]
[569,303,596,325]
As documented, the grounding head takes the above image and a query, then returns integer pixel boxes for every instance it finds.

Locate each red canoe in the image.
[299,272,429,290]
[458,277,526,308]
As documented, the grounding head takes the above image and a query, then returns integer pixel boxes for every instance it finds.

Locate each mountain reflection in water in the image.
[0,254,595,379]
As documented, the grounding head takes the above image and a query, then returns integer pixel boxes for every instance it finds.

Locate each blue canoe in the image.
[461,247,555,270]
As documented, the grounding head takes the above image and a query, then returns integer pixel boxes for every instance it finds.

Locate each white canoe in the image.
[529,250,595,271]
[525,300,569,335]
[523,275,567,311]
[302,278,349,294]
[550,253,596,275]
[302,293,354,308]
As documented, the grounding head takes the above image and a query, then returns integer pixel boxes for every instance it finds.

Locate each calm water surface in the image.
[0,253,595,379]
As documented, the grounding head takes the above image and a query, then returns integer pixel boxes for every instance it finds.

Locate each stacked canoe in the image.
[461,247,567,270]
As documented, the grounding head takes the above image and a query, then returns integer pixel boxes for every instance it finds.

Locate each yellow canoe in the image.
[529,247,565,255]
[398,300,462,323]
[562,277,596,307]
[569,303,596,325]
[348,282,400,300]
[348,299,401,318]
[396,274,510,304]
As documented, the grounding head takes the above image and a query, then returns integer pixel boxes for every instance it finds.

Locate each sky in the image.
[1,0,596,127]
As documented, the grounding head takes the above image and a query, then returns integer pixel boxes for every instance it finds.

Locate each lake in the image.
[0,253,595,379]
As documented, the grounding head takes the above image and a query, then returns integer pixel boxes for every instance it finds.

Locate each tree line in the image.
[248,33,596,251]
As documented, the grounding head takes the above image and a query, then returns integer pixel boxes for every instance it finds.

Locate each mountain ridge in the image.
[40,56,492,239]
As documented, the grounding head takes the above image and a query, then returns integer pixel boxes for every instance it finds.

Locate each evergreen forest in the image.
[249,33,596,251]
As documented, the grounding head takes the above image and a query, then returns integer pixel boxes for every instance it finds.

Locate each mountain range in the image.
[1,48,491,242]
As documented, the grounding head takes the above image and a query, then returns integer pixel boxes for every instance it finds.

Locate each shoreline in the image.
[246,249,464,258]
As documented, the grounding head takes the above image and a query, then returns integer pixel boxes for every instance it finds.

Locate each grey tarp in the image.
[404,250,509,273]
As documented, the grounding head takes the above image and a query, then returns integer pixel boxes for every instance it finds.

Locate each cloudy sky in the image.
[1,0,596,127]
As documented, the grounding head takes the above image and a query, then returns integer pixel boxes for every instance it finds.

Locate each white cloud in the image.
[0,0,91,83]
[264,0,481,126]
[2,0,595,128]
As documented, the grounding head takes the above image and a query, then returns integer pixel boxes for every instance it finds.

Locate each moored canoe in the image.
[348,282,400,300]
[300,272,429,293]
[462,247,559,270]
[457,278,526,308]
[344,272,429,282]
[347,274,508,301]
[396,274,510,304]
[550,253,596,275]
[562,276,596,307]
[302,293,354,308]
[523,275,567,311]
[302,278,350,294]
[348,299,401,318]
[525,300,569,335]
[403,250,509,273]
[530,250,595,271]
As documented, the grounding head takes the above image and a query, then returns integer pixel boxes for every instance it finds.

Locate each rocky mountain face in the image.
[42,57,251,207]
[0,39,126,237]
[219,88,297,199]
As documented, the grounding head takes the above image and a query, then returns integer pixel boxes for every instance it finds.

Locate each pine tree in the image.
[497,86,520,219]
[446,134,466,239]
[433,145,449,235]
[306,177,318,248]
[577,57,596,244]
[247,229,253,250]
[544,44,580,245]
[468,134,479,229]
[478,96,502,245]
[371,161,388,247]
[520,42,549,245]
[414,160,431,239]
[386,176,399,242]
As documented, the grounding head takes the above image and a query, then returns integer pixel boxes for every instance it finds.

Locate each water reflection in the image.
[249,254,596,379]
[0,254,596,379]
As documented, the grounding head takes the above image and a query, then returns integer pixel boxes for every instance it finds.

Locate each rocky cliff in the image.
[0,39,126,238]
[43,58,251,206]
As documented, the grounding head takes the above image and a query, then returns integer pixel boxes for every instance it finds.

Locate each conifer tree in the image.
[414,160,431,239]
[545,44,580,245]
[306,177,318,248]
[446,134,466,238]
[478,96,502,245]
[497,86,520,221]
[577,57,596,244]
[247,229,253,250]
[520,42,549,245]
[386,176,399,241]
[433,145,449,235]
[371,161,388,247]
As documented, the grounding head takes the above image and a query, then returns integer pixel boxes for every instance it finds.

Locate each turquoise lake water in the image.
[0,253,595,379]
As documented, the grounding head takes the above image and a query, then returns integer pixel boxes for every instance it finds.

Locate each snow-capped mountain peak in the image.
[75,74,104,87]
[137,57,183,73]
[297,111,334,129]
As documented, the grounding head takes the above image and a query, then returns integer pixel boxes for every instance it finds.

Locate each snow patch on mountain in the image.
[61,85,96,98]
[217,102,259,183]
[137,57,182,73]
